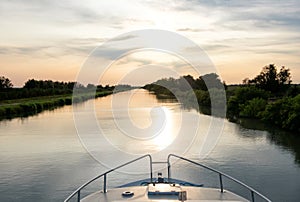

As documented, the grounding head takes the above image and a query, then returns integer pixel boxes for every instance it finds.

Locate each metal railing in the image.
[64,154,153,202]
[65,153,271,202]
[167,154,272,202]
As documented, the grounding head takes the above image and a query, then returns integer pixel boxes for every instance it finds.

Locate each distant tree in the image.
[96,84,104,91]
[250,64,278,92]
[242,78,249,85]
[195,76,207,91]
[24,79,39,88]
[183,75,198,89]
[0,76,13,89]
[87,84,96,89]
[247,64,291,93]
[278,66,291,84]
[177,75,195,91]
[196,73,223,91]
[67,82,76,89]
[74,82,85,89]
[278,66,292,91]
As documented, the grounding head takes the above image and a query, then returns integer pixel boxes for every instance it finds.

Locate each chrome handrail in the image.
[65,153,271,202]
[64,154,153,202]
[167,154,271,202]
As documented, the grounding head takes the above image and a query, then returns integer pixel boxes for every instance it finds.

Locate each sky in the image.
[0,0,299,87]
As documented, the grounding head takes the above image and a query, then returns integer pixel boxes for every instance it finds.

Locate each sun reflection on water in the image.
[96,89,182,154]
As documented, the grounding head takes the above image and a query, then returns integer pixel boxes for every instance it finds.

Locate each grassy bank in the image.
[0,91,112,120]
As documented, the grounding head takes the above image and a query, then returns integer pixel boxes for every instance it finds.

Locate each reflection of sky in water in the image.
[97,90,181,153]
[0,90,299,201]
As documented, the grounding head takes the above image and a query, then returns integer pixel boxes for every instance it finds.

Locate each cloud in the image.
[202,44,231,52]
[0,0,127,30]
[211,1,300,31]
[1,0,299,83]
[116,56,153,66]
[0,46,51,55]
[65,37,108,45]
[177,28,210,32]
[0,37,106,58]
[143,0,192,12]
[110,35,137,42]
[91,46,143,60]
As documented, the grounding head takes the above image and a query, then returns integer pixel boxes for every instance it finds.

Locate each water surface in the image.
[0,89,299,201]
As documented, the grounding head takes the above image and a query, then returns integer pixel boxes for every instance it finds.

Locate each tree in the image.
[183,75,198,89]
[0,76,13,90]
[177,75,195,91]
[201,73,223,90]
[24,79,39,88]
[247,64,291,93]
[195,73,224,91]
[278,66,291,84]
[278,66,292,91]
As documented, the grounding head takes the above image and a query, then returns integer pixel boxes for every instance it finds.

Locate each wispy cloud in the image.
[110,35,137,42]
[0,46,51,55]
[177,27,202,32]
[0,0,299,84]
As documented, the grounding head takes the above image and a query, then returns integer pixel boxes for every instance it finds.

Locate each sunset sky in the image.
[0,0,299,87]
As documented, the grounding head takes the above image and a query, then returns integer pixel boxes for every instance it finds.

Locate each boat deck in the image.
[82,184,249,202]
[65,154,270,202]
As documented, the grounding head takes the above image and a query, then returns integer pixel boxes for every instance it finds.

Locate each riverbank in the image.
[146,86,300,133]
[0,91,112,120]
[143,77,300,133]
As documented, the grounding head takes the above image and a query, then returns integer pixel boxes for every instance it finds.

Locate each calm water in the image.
[0,89,299,201]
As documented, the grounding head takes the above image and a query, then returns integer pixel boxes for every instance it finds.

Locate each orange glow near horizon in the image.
[0,1,299,86]
[3,51,298,87]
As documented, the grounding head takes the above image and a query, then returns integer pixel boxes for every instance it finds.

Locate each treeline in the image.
[144,73,225,108]
[0,91,112,120]
[143,73,226,118]
[144,64,300,132]
[0,77,134,120]
[228,64,299,132]
[0,78,115,101]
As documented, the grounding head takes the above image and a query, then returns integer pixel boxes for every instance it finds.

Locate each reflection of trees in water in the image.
[267,130,300,165]
[155,95,224,117]
[155,92,300,166]
[238,118,300,165]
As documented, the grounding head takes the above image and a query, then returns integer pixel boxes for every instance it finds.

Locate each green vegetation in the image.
[226,86,271,118]
[245,64,291,94]
[1,64,299,132]
[0,78,118,120]
[144,73,225,115]
[263,95,300,131]
[144,64,300,132]
[227,64,299,132]
[0,91,112,120]
[0,78,115,101]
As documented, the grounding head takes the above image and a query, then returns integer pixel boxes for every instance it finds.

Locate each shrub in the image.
[235,86,270,104]
[263,95,300,132]
[239,98,267,118]
[194,90,210,106]
[227,96,239,117]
